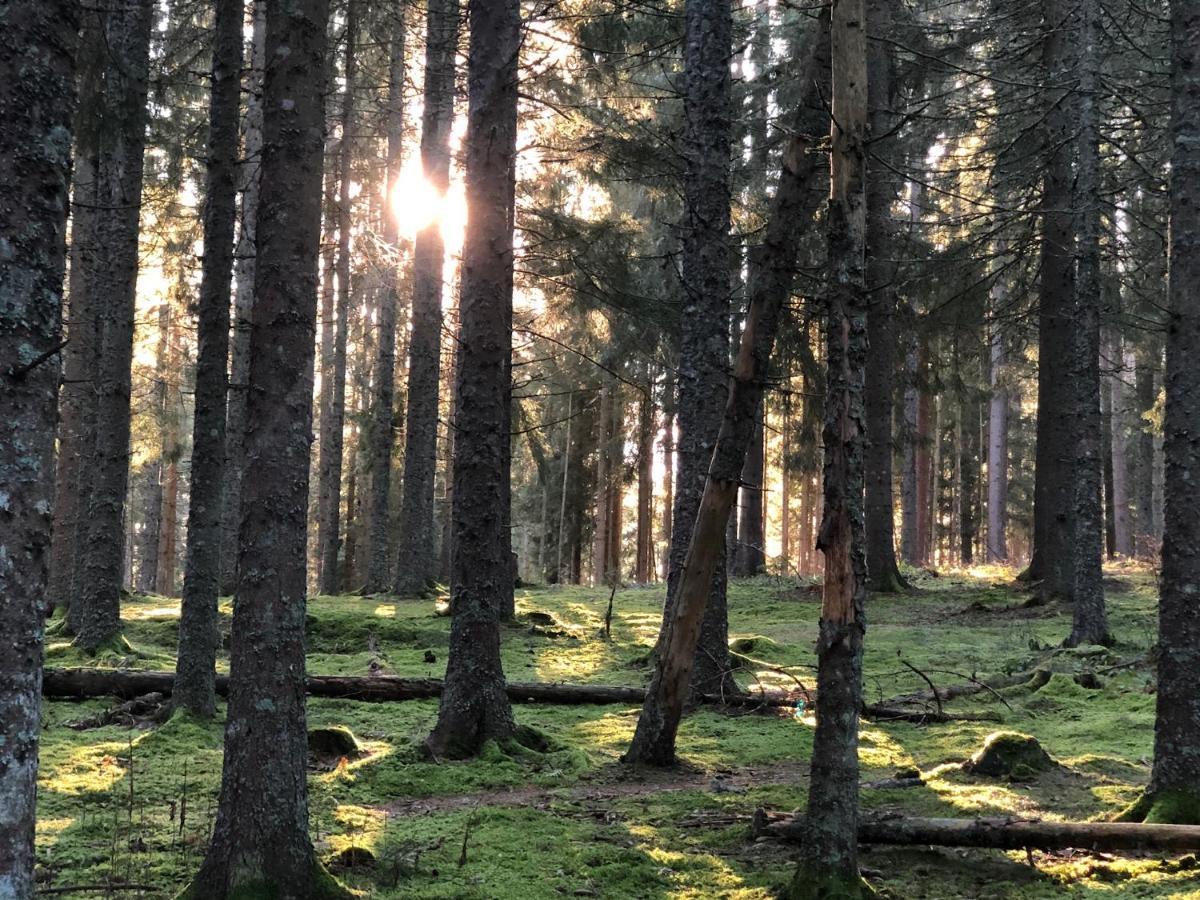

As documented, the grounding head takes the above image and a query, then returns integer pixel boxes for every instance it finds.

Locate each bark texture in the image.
[395,0,459,595]
[1026,0,1077,597]
[653,0,735,704]
[424,0,521,759]
[365,0,407,593]
[624,11,830,767]
[316,0,359,595]
[790,1,869,895]
[73,0,154,653]
[47,20,104,618]
[986,253,1009,562]
[0,3,78,892]
[1065,0,1109,647]
[184,0,343,894]
[1142,0,1200,825]
[862,0,906,593]
[220,0,267,596]
[174,0,243,719]
[762,813,1200,852]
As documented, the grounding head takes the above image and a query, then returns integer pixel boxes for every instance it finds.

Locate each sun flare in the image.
[388,161,467,250]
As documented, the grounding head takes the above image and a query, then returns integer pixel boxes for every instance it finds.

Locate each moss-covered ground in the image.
[36,563,1200,898]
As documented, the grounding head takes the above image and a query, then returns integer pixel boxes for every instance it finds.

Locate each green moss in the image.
[785,866,875,899]
[963,731,1056,778]
[1119,789,1200,825]
[36,565,1200,897]
[177,861,353,899]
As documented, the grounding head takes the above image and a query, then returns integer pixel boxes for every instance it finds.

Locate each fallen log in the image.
[754,811,1200,852]
[879,669,1050,708]
[40,668,798,709]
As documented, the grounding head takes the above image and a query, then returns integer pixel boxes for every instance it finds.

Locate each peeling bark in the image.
[790,0,869,894]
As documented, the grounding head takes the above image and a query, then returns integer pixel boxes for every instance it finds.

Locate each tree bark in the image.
[220,0,266,596]
[625,10,831,766]
[651,0,736,708]
[761,813,1200,852]
[986,255,1009,562]
[789,0,869,894]
[862,0,906,592]
[316,0,359,596]
[424,0,521,759]
[1133,348,1158,555]
[41,667,803,708]
[0,3,79,891]
[73,0,154,653]
[183,0,341,894]
[636,377,656,583]
[1065,0,1109,647]
[1025,0,1078,597]
[1136,0,1200,825]
[395,0,460,595]
[1109,335,1134,557]
[365,0,407,594]
[174,0,243,720]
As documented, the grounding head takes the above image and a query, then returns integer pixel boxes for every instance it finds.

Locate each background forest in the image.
[3,0,1200,896]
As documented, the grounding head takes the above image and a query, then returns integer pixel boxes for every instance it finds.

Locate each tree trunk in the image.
[592,380,613,584]
[316,0,359,596]
[625,10,831,766]
[424,0,521,759]
[154,302,180,596]
[986,257,1009,562]
[660,399,675,580]
[789,0,869,894]
[365,0,407,594]
[41,667,801,708]
[862,0,905,592]
[1065,0,1109,647]
[900,331,920,565]
[0,4,79,890]
[651,0,735,707]
[395,0,459,595]
[173,0,242,719]
[1133,346,1158,556]
[1026,0,1078,597]
[736,414,767,576]
[73,0,154,653]
[1133,0,1200,825]
[915,344,933,564]
[636,379,655,583]
[47,68,99,619]
[220,0,266,596]
[762,813,1200,852]
[1110,336,1134,557]
[183,0,341,894]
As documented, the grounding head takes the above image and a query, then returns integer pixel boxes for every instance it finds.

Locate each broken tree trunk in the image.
[623,9,832,767]
[757,812,1200,853]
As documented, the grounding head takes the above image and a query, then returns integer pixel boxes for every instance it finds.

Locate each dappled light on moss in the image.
[33,568,1200,897]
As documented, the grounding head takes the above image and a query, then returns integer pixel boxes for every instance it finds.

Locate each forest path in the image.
[370,759,810,819]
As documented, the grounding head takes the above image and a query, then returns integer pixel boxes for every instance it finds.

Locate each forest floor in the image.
[35,563,1200,899]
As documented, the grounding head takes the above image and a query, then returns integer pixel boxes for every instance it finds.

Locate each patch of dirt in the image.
[373,761,810,819]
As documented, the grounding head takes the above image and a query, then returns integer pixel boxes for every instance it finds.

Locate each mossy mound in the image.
[729,635,779,654]
[308,725,362,758]
[963,731,1056,778]
[328,844,376,870]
